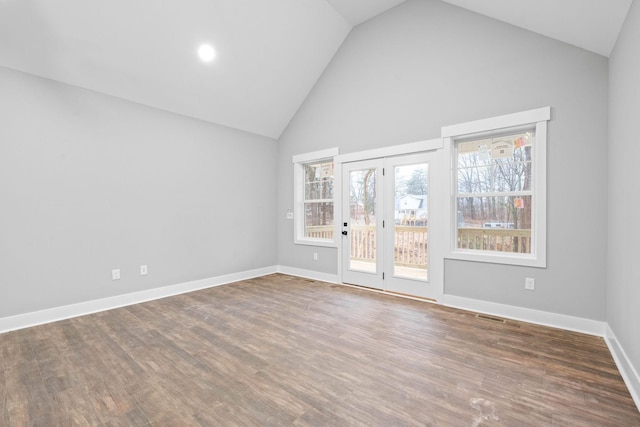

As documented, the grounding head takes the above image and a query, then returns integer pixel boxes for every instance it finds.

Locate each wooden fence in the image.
[393,226,428,268]
[306,226,334,240]
[308,225,532,259]
[457,228,532,253]
[307,225,428,268]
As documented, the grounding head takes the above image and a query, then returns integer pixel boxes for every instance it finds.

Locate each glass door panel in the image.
[341,159,384,289]
[393,163,428,281]
[340,152,443,301]
[349,168,378,273]
[382,151,444,301]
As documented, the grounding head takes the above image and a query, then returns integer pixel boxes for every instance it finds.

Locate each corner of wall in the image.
[605,324,640,411]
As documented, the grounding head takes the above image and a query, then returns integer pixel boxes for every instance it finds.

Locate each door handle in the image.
[342,231,348,236]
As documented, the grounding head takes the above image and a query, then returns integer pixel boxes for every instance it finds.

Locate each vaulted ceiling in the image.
[440,0,633,58]
[0,0,632,139]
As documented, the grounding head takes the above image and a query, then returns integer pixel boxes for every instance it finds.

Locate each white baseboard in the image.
[0,265,278,334]
[276,265,339,284]
[605,325,640,411]
[443,294,606,337]
[273,269,606,337]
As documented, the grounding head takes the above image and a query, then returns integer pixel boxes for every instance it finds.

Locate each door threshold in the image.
[338,282,438,304]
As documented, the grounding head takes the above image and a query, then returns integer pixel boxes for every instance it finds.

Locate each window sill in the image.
[446,250,546,268]
[294,238,337,248]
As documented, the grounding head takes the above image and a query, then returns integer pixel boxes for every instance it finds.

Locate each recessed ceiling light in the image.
[198,44,216,62]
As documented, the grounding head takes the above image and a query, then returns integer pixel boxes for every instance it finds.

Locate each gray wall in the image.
[0,66,278,318]
[608,0,640,386]
[277,0,609,320]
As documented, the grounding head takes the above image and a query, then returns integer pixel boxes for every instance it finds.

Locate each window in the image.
[293,148,339,246]
[442,107,550,267]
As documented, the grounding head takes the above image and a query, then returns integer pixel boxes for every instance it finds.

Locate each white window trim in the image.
[293,147,339,247]
[442,107,550,268]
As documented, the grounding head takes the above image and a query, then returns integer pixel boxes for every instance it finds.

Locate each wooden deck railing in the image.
[306,226,335,240]
[457,227,532,253]
[393,226,428,268]
[307,225,428,268]
[349,225,378,263]
[307,225,533,260]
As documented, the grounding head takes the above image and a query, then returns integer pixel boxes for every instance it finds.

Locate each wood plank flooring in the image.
[1,274,638,426]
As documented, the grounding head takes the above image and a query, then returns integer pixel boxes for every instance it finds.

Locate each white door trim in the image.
[335,138,442,165]
[383,151,444,302]
[336,138,444,301]
[341,159,385,289]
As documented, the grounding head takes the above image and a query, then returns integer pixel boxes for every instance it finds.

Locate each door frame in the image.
[383,152,444,300]
[335,138,445,302]
[341,158,385,289]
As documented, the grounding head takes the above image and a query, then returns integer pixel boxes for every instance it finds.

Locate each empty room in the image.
[1,0,639,425]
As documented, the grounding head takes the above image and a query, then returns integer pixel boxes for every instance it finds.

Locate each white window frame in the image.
[442,107,550,268]
[292,147,339,247]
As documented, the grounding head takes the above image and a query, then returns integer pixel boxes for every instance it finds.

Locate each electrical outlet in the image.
[112,269,120,280]
[313,252,318,261]
[525,277,535,291]
[140,265,148,276]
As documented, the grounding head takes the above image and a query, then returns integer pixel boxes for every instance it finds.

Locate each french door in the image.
[340,152,443,301]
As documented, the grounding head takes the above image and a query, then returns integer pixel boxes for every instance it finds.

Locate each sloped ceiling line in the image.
[0,0,630,139]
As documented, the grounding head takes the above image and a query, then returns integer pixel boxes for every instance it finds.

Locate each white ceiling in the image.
[0,0,631,139]
[440,0,633,58]
[0,0,356,139]
[327,0,406,26]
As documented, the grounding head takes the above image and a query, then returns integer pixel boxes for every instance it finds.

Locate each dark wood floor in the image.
[1,274,638,426]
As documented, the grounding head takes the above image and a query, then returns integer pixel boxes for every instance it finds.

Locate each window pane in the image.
[457,165,491,193]
[456,196,532,254]
[457,195,532,229]
[294,149,338,245]
[491,158,532,192]
[457,131,534,194]
[304,162,334,200]
[304,202,334,239]
[304,181,333,200]
[448,108,548,266]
